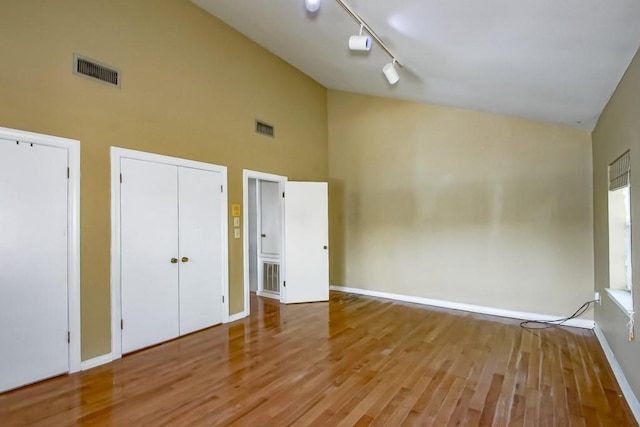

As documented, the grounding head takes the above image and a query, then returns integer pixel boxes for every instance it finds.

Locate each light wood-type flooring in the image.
[0,291,637,426]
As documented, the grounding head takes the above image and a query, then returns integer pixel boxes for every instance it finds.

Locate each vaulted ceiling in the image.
[192,0,640,131]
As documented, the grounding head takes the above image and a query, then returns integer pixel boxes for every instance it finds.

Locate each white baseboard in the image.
[81,353,113,371]
[257,290,280,300]
[330,285,595,329]
[226,311,248,323]
[593,325,640,423]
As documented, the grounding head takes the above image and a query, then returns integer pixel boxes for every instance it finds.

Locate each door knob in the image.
[170,258,178,264]
[181,257,189,263]
[323,245,328,250]
[261,234,267,238]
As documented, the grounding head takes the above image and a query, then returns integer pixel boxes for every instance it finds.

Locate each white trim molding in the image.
[110,147,229,359]
[0,127,82,374]
[330,285,595,329]
[242,170,288,317]
[594,324,640,423]
[605,288,634,315]
[226,312,248,323]
[81,354,113,371]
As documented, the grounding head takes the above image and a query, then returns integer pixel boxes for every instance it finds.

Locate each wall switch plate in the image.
[234,228,240,239]
[233,217,240,227]
[595,291,601,305]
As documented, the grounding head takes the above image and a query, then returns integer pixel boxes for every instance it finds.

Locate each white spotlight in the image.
[383,60,399,85]
[304,0,321,12]
[348,25,372,51]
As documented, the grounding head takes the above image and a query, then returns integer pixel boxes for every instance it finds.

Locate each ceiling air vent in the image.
[256,120,275,138]
[73,53,120,88]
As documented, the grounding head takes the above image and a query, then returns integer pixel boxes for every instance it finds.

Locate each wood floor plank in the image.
[0,291,636,426]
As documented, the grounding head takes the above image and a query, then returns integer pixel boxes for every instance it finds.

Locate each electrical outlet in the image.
[594,291,601,305]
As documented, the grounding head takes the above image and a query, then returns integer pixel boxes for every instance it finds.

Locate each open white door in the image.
[283,182,329,303]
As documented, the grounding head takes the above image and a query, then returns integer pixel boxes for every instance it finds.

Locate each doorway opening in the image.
[243,170,287,315]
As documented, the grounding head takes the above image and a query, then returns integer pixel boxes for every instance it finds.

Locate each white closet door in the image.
[121,158,179,353]
[283,182,329,303]
[0,139,69,393]
[178,167,223,334]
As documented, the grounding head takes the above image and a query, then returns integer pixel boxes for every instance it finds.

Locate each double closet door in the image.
[120,158,224,354]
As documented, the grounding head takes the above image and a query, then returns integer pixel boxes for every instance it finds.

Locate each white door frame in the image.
[0,126,81,374]
[110,147,229,359]
[242,170,287,317]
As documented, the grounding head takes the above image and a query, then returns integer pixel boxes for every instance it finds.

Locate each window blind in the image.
[609,150,630,191]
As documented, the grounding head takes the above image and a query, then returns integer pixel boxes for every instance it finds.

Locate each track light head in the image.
[304,0,321,12]
[383,60,399,85]
[349,35,372,51]
[348,24,372,51]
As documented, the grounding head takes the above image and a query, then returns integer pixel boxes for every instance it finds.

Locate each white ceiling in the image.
[192,0,640,131]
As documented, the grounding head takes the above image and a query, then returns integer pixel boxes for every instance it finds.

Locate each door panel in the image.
[0,139,69,392]
[260,181,281,256]
[284,182,329,303]
[121,158,179,353]
[178,167,223,334]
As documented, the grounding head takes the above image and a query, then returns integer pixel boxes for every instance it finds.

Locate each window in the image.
[607,150,634,323]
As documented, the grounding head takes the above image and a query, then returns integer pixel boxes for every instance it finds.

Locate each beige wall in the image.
[0,0,328,360]
[592,47,640,399]
[328,90,593,317]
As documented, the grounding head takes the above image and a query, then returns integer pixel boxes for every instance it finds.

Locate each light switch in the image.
[233,217,240,227]
[234,228,240,239]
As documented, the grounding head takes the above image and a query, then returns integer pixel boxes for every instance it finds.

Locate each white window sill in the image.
[605,288,634,315]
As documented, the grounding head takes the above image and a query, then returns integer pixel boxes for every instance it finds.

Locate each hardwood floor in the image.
[0,291,636,426]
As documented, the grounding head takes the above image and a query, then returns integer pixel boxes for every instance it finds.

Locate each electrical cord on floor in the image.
[520,299,598,330]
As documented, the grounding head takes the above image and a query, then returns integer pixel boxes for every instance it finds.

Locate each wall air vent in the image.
[73,53,121,88]
[256,120,275,138]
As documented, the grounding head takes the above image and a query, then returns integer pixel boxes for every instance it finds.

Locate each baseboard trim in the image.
[330,285,595,329]
[81,353,113,371]
[226,311,248,323]
[593,324,640,423]
[257,290,280,300]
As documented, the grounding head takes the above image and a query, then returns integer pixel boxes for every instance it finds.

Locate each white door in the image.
[0,139,69,392]
[178,167,223,335]
[283,182,329,303]
[120,158,180,353]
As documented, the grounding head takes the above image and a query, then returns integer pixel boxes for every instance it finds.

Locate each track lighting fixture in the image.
[382,59,399,85]
[334,0,402,85]
[348,25,372,51]
[304,0,321,12]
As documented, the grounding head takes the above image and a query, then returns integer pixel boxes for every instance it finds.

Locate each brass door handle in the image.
[170,258,178,264]
[181,257,189,263]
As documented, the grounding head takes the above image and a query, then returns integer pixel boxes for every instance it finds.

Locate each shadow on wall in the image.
[329,180,345,286]
[338,173,590,229]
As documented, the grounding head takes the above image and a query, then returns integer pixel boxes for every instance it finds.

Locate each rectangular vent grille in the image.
[256,120,275,138]
[73,54,120,88]
[262,262,280,294]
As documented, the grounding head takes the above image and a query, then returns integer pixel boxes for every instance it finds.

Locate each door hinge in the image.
[221,185,223,193]
[222,295,225,303]
[67,331,70,343]
[282,192,285,198]
[67,167,70,179]
[120,173,123,184]
[121,319,124,330]
[283,281,286,287]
